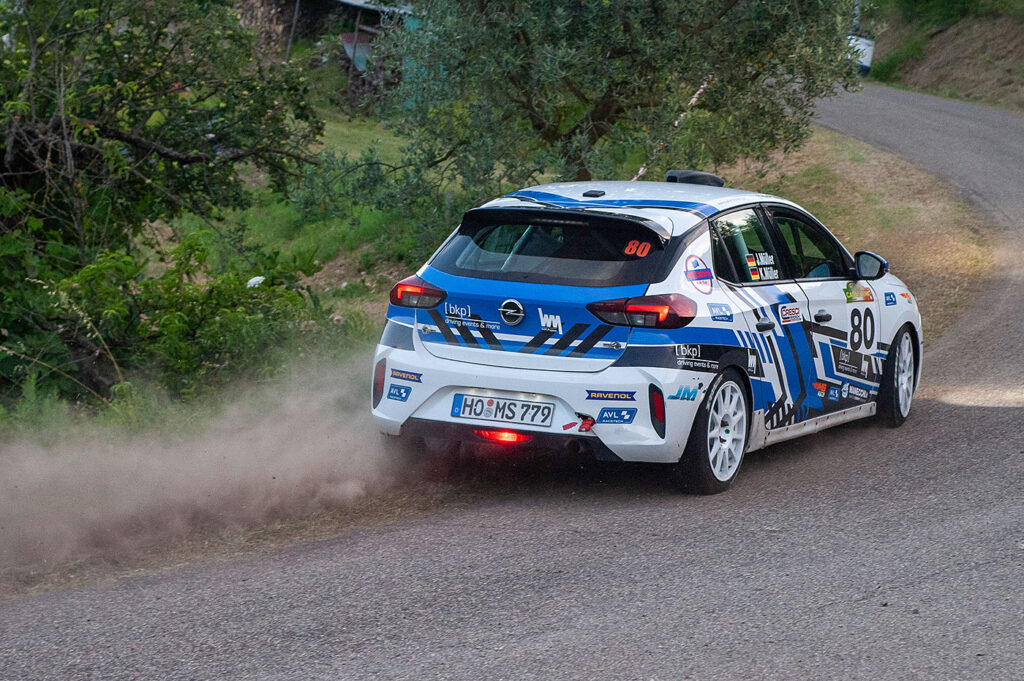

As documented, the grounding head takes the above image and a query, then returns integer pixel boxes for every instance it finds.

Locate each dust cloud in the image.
[0,357,400,571]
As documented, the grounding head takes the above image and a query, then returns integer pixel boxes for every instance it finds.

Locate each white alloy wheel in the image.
[707,381,748,482]
[896,331,915,417]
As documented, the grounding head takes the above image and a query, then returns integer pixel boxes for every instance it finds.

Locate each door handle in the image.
[814,310,832,323]
[755,319,775,332]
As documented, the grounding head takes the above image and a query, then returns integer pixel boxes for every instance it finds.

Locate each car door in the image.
[708,207,817,432]
[765,205,883,412]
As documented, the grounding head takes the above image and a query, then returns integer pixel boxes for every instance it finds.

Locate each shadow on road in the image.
[408,398,1023,502]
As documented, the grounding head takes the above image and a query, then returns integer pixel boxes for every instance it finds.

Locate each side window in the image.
[710,209,781,284]
[772,213,848,279]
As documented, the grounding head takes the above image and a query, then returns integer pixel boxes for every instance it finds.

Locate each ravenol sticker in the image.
[685,255,714,295]
[708,303,733,323]
[668,385,699,401]
[848,384,870,400]
[387,384,411,402]
[813,381,827,397]
[779,303,802,325]
[390,369,422,383]
[586,390,636,401]
[900,292,914,304]
[884,292,897,306]
[597,408,637,425]
[844,282,875,303]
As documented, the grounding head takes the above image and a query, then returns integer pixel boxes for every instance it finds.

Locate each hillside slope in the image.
[872,15,1024,110]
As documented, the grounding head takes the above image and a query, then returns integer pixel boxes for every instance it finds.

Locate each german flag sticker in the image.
[746,254,760,281]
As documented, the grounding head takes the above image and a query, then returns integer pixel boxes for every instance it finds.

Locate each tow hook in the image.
[575,413,596,433]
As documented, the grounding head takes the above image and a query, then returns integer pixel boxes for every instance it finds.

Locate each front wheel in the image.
[877,325,917,427]
[672,369,749,494]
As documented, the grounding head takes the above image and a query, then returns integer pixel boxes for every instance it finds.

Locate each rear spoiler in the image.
[460,207,672,242]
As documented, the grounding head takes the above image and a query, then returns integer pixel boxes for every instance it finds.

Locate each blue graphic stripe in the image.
[507,190,719,218]
[386,305,416,326]
[629,326,743,346]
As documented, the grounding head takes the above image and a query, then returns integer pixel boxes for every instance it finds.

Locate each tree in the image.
[0,0,322,399]
[375,0,859,188]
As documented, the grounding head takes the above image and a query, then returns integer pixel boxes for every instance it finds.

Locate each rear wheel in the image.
[673,369,749,494]
[877,325,916,427]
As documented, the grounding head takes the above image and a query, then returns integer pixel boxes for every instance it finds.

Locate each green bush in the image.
[870,37,926,81]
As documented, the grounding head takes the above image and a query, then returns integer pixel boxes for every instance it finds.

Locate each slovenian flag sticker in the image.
[746,254,760,281]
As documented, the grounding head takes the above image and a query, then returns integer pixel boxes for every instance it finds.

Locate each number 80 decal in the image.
[850,307,875,352]
[624,240,651,257]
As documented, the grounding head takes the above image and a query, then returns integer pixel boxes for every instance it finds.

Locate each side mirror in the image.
[854,251,888,280]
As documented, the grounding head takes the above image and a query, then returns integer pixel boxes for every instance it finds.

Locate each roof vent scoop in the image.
[665,170,725,187]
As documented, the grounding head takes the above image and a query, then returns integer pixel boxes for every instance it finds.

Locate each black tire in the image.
[877,325,916,428]
[672,368,750,494]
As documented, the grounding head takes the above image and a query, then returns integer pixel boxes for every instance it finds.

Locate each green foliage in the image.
[0,0,327,403]
[54,233,325,398]
[870,36,926,80]
[373,0,860,187]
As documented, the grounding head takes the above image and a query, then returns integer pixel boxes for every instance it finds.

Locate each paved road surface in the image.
[2,85,1022,680]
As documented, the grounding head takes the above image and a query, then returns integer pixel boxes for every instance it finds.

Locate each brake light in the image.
[372,359,387,408]
[473,429,533,444]
[649,385,666,438]
[587,294,696,329]
[389,275,447,308]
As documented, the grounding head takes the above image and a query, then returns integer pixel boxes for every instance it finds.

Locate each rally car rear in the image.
[370,204,715,463]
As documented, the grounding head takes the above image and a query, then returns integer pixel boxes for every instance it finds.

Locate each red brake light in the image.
[473,429,532,444]
[372,359,387,408]
[587,294,696,329]
[389,275,447,308]
[649,385,666,438]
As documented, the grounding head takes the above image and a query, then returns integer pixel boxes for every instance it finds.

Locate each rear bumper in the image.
[371,341,711,464]
[400,418,623,461]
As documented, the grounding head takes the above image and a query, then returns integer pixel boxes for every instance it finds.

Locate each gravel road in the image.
[2,84,1022,680]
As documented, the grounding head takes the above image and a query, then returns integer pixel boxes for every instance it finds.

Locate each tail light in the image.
[474,429,532,444]
[372,359,387,408]
[389,275,446,308]
[587,293,696,329]
[649,384,666,438]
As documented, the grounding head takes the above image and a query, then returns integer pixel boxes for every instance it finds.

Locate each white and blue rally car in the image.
[371,172,922,493]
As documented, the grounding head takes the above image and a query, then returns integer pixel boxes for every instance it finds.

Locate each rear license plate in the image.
[451,394,555,427]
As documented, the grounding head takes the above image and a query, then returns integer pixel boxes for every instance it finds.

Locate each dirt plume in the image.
[0,357,396,572]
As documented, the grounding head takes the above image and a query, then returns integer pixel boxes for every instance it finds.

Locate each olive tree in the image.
[376,0,859,187]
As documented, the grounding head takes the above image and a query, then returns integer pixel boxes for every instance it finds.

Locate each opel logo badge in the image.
[499,299,525,326]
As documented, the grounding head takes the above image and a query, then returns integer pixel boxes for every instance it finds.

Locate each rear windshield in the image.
[430,209,672,287]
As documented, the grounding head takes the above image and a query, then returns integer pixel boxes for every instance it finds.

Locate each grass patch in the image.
[319,110,404,162]
[870,35,926,81]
